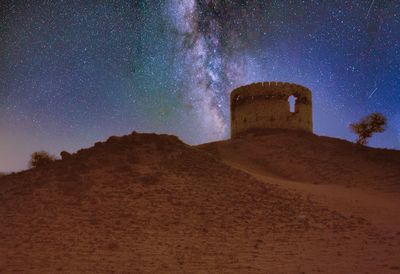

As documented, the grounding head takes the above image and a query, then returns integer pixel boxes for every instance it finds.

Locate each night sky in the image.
[1,0,399,172]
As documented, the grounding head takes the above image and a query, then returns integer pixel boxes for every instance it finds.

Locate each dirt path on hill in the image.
[225,160,400,235]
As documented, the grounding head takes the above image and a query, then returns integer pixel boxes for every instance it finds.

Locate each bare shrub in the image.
[350,113,387,145]
[60,151,72,160]
[29,151,56,168]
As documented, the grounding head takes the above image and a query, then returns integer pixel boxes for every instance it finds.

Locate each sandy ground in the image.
[228,161,400,243]
[1,131,400,273]
[198,130,400,273]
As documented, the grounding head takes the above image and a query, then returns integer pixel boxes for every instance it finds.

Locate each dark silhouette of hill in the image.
[1,131,399,273]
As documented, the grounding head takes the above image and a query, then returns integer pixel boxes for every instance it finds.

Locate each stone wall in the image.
[230,82,312,138]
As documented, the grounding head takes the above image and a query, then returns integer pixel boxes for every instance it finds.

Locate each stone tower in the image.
[230,82,312,138]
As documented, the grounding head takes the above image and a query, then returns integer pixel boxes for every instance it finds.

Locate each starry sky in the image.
[1,0,399,172]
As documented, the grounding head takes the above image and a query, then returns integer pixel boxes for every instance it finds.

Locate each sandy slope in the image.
[198,129,400,192]
[199,129,400,272]
[1,131,400,273]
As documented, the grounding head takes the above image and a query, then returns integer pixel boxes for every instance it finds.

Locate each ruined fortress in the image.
[230,82,312,138]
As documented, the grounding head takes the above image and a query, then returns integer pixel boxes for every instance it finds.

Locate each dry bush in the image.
[29,151,56,168]
[60,151,72,160]
[350,113,387,145]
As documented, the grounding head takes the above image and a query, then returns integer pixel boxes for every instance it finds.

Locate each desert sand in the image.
[1,130,400,273]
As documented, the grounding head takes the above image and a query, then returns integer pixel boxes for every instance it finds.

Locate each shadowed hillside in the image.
[1,132,399,273]
[198,129,400,192]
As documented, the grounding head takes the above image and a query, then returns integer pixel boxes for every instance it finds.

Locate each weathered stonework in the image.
[231,82,312,138]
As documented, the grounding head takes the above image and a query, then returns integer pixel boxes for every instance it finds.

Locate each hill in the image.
[198,129,400,192]
[1,131,399,273]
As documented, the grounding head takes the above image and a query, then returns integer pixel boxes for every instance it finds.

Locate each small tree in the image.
[350,113,387,145]
[30,151,56,168]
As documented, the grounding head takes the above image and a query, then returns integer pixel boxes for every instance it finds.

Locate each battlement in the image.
[230,82,313,137]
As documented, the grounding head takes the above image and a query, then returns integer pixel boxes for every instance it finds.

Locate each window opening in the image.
[288,95,296,113]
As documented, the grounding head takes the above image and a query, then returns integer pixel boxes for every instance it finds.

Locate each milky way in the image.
[169,0,229,140]
[169,1,272,141]
[0,0,399,172]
